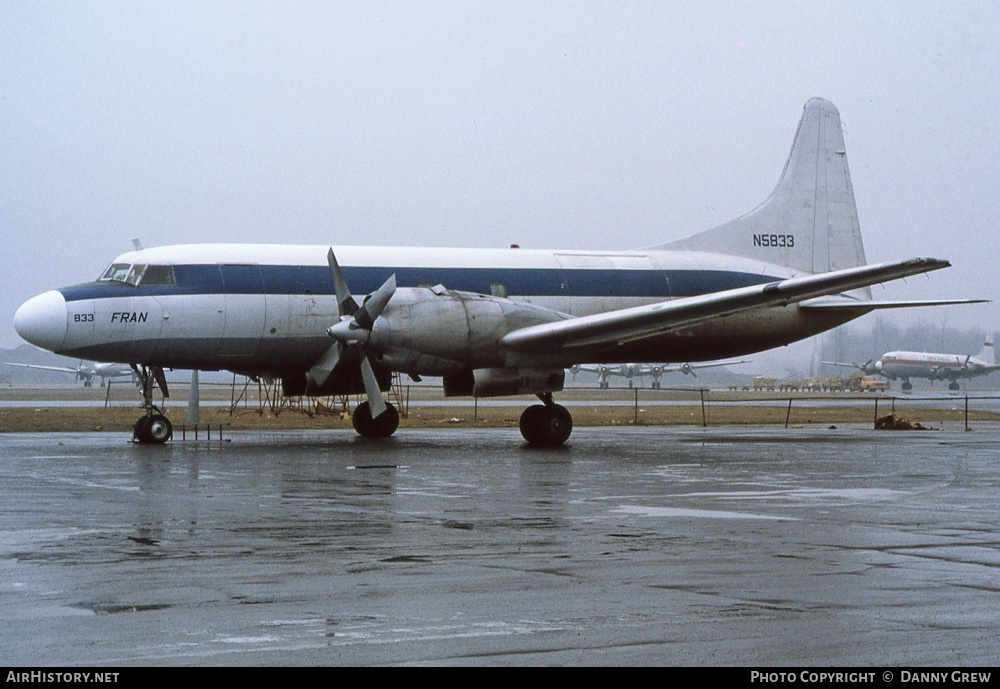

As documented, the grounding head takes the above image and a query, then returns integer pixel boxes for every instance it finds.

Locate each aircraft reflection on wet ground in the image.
[2,426,999,666]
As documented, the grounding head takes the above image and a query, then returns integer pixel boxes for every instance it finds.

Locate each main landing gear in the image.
[519,393,573,446]
[352,401,400,438]
[131,365,172,445]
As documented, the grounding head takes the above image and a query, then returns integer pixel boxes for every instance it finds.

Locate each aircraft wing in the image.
[502,258,949,353]
[3,362,81,375]
[821,360,865,370]
[661,360,750,373]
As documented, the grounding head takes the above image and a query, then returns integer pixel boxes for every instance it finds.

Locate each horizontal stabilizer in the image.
[802,297,989,310]
[502,258,949,353]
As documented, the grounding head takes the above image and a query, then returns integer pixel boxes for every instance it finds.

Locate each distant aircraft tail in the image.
[651,98,868,284]
[976,339,995,365]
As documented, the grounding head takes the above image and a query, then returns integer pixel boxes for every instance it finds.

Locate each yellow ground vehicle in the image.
[859,375,889,391]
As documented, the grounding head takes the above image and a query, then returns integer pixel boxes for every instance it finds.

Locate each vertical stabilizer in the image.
[976,339,995,365]
[653,98,867,281]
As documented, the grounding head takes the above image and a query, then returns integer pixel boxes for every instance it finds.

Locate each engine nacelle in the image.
[471,367,565,398]
[368,286,563,373]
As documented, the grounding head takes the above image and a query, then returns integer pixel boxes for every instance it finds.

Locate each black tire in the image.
[519,405,546,443]
[133,416,151,443]
[520,404,572,446]
[146,414,172,444]
[352,402,399,438]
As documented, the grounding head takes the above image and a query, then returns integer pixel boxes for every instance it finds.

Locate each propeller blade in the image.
[354,274,396,330]
[360,356,387,418]
[306,342,344,387]
[326,248,359,317]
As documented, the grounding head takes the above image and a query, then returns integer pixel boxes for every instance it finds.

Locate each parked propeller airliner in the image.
[825,340,997,391]
[575,360,748,389]
[13,99,982,445]
[2,360,135,387]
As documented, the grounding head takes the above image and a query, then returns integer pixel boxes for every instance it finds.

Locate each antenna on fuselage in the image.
[130,237,144,250]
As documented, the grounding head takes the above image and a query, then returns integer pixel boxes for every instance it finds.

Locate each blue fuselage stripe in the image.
[57,265,778,302]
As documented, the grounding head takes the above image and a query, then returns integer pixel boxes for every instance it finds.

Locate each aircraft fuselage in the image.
[876,351,995,382]
[15,243,863,380]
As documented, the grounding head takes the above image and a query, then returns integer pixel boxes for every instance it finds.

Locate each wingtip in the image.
[907,257,951,270]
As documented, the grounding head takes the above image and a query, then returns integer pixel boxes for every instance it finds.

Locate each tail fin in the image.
[652,98,867,279]
[976,339,995,365]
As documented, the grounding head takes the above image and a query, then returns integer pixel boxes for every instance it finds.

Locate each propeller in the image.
[678,363,697,378]
[306,249,396,418]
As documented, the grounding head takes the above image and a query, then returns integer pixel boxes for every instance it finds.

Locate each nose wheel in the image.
[133,413,173,444]
[519,394,572,446]
[130,364,172,445]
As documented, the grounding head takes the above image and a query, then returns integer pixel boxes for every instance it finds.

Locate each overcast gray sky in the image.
[3,1,998,357]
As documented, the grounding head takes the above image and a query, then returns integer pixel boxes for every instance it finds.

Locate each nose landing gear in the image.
[130,365,172,445]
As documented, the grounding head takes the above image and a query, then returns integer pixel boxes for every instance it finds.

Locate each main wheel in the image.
[519,404,573,446]
[519,405,546,444]
[352,401,400,438]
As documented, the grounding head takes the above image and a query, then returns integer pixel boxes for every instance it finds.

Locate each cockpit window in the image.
[98,263,174,286]
[140,265,176,286]
[99,263,133,283]
[125,264,146,285]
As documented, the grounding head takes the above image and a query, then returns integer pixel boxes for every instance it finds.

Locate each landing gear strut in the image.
[352,401,400,438]
[519,393,573,446]
[130,365,172,445]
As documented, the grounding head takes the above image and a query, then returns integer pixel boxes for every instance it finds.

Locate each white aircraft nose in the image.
[14,290,68,352]
[874,360,883,371]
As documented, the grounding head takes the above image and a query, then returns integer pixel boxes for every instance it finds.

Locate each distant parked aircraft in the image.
[574,360,749,389]
[824,339,997,390]
[3,360,135,387]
